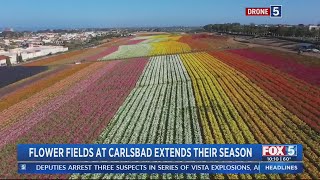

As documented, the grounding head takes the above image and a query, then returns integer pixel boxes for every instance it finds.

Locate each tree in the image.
[203,24,213,32]
[16,53,23,63]
[16,54,19,63]
[6,57,12,66]
[17,53,23,63]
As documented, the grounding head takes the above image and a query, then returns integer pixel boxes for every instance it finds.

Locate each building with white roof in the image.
[0,45,68,65]
[0,55,10,66]
[309,25,320,31]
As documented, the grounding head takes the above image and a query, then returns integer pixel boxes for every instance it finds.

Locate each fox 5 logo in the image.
[270,5,282,18]
[262,145,297,156]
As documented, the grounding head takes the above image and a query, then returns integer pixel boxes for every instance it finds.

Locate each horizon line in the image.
[2,23,319,32]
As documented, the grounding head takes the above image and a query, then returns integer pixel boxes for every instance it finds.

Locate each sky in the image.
[1,0,320,30]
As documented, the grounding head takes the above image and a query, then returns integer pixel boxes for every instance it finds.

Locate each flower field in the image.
[125,39,146,45]
[101,35,192,60]
[102,44,152,60]
[180,52,319,179]
[75,55,203,179]
[179,34,246,51]
[249,47,320,66]
[86,46,119,61]
[0,59,148,179]
[149,41,191,56]
[0,64,87,112]
[131,35,181,44]
[0,34,319,179]
[229,49,320,85]
[210,51,320,132]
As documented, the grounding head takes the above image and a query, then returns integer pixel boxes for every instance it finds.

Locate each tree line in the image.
[203,23,320,38]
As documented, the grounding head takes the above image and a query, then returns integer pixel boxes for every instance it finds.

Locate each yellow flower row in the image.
[180,53,256,179]
[180,52,319,179]
[150,41,191,56]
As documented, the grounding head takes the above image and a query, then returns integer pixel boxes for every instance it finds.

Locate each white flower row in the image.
[175,81,184,144]
[102,44,152,60]
[110,86,148,143]
[83,54,203,179]
[104,86,147,144]
[127,85,159,144]
[166,83,176,144]
[147,84,167,143]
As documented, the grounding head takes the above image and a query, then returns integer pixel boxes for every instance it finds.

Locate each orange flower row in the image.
[0,63,100,131]
[0,63,88,112]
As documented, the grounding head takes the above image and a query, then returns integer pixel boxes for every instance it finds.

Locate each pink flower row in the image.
[86,46,119,61]
[28,59,147,144]
[125,39,145,45]
[229,49,320,86]
[0,62,118,149]
[0,58,148,179]
[0,64,101,131]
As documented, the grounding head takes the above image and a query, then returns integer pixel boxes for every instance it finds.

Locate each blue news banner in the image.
[17,144,303,174]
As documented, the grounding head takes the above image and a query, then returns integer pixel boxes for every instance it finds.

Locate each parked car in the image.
[311,48,320,53]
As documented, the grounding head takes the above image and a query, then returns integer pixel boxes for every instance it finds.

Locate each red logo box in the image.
[246,8,270,16]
